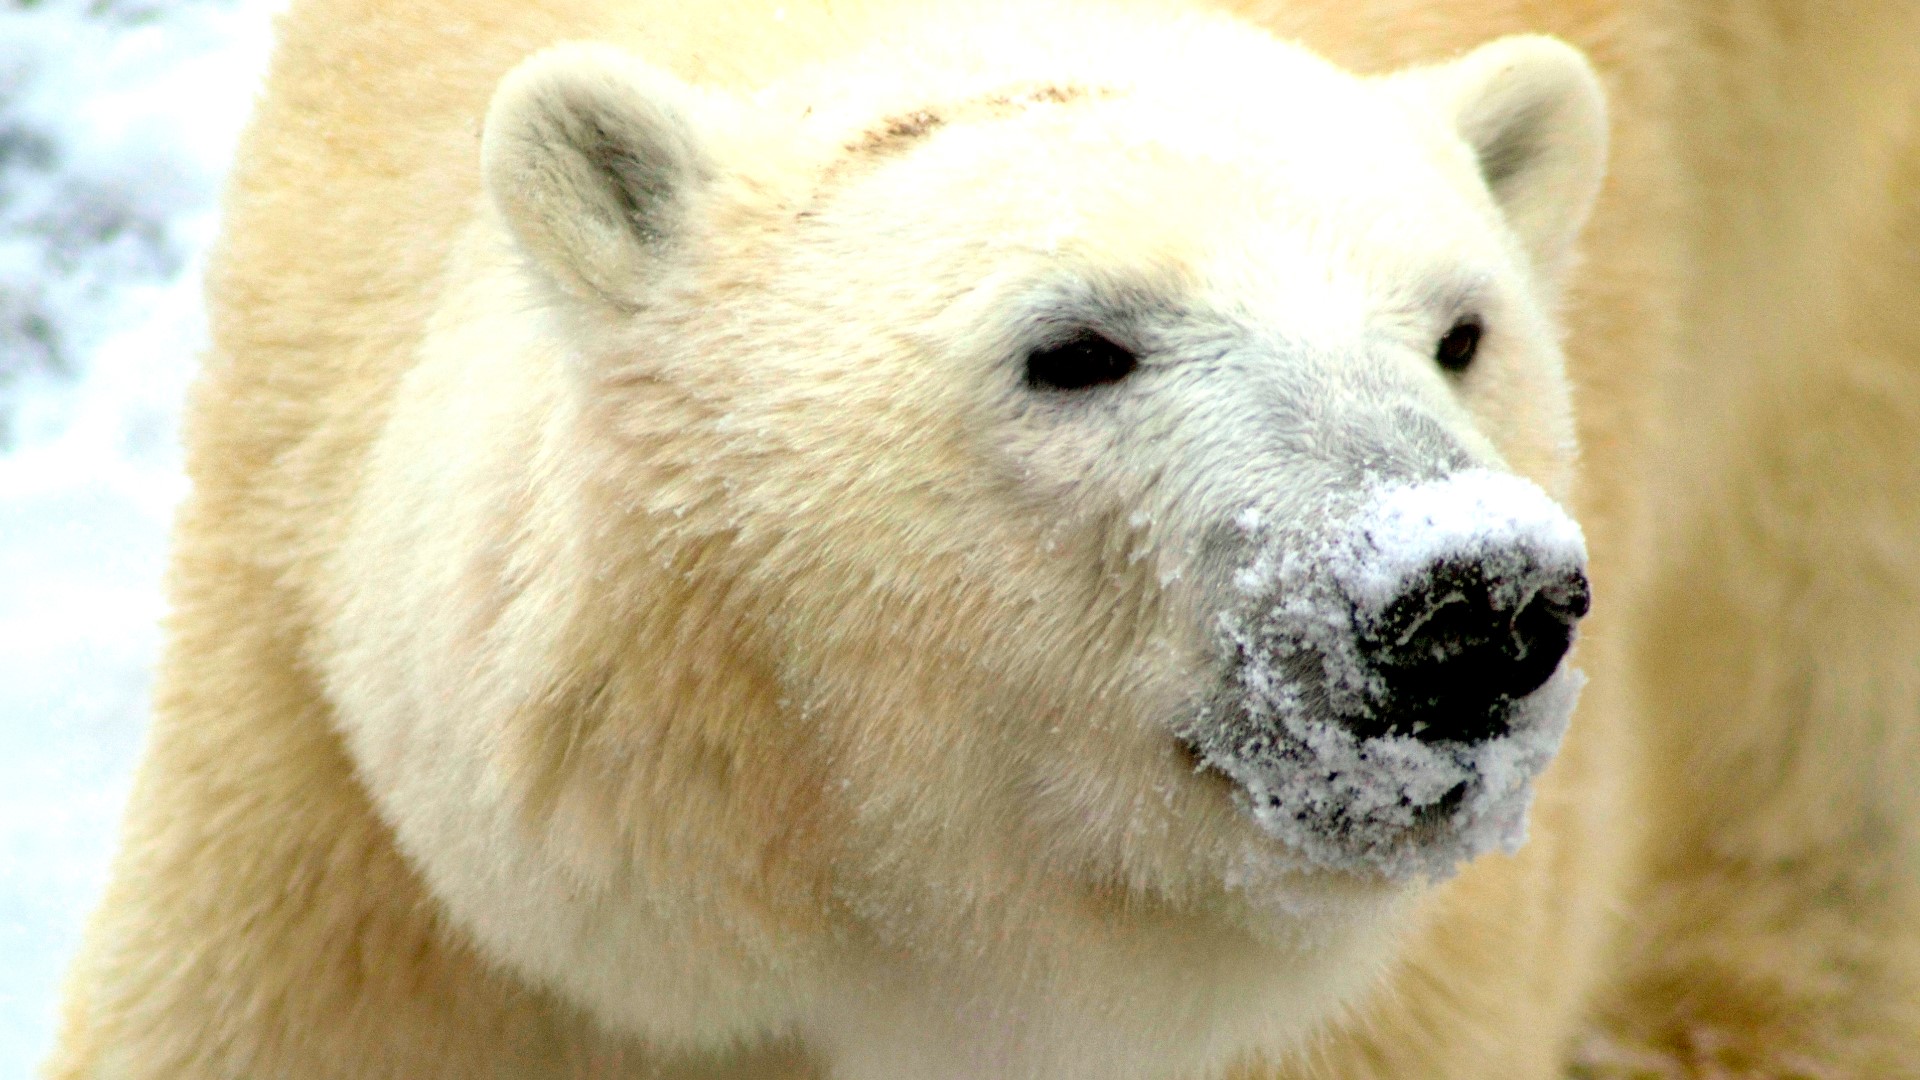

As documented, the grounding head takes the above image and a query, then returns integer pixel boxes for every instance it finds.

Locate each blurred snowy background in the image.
[0,0,276,1070]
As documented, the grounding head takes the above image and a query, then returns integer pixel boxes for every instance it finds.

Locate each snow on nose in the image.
[1193,469,1590,880]
[1352,555,1589,742]
[1339,471,1589,743]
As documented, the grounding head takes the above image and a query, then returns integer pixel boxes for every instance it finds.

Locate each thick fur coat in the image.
[46,0,1920,1077]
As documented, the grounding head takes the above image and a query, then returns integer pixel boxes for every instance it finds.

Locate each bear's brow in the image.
[847,82,1112,158]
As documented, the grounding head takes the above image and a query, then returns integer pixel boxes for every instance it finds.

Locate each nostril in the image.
[1502,573,1589,700]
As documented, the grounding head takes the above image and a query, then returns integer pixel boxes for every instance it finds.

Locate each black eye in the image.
[1025,330,1139,391]
[1436,317,1483,374]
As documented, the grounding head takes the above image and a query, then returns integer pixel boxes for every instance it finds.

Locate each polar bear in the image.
[46,0,1920,1078]
[47,1,1606,1075]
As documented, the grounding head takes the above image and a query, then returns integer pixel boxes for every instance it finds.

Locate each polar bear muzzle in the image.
[1185,470,1590,880]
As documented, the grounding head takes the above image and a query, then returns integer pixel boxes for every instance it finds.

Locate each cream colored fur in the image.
[45,0,1920,1078]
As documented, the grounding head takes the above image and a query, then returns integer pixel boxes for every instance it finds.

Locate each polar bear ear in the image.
[482,44,725,308]
[1397,36,1609,281]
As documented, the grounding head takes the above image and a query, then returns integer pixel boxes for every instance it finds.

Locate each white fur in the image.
[318,17,1602,1078]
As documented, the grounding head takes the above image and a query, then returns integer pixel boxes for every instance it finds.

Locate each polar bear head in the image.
[471,6,1605,952]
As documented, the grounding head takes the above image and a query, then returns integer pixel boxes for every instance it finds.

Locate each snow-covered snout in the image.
[1331,476,1589,746]
[1186,469,1589,881]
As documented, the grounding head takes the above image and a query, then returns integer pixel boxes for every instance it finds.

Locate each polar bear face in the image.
[476,10,1606,936]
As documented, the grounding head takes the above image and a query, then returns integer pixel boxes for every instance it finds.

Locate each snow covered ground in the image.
[0,0,276,1070]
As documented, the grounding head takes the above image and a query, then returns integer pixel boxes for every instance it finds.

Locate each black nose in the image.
[1352,556,1590,744]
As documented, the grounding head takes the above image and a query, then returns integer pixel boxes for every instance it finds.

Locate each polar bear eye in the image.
[1436,317,1483,374]
[1025,330,1139,392]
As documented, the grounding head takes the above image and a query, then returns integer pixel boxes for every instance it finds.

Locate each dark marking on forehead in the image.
[845,82,1113,159]
[854,107,945,156]
[796,82,1121,221]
